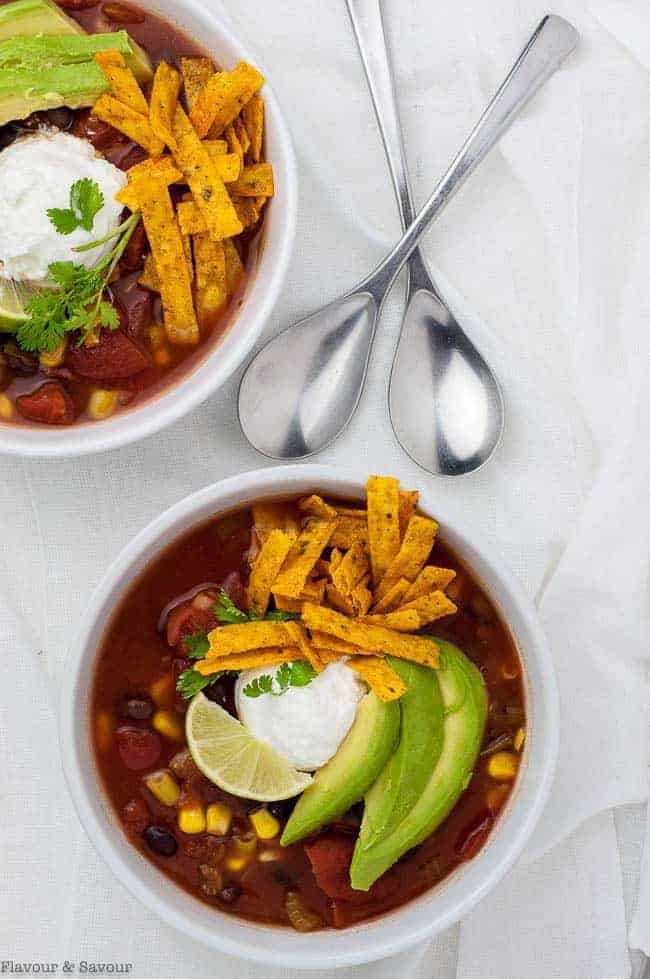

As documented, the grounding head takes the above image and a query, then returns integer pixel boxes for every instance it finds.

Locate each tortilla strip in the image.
[92,94,164,155]
[372,578,410,614]
[247,529,294,616]
[309,631,359,656]
[229,162,274,197]
[362,610,422,632]
[180,56,214,110]
[189,61,264,138]
[366,475,401,586]
[299,495,338,521]
[252,502,300,544]
[271,519,337,599]
[150,61,182,150]
[402,566,456,603]
[274,579,327,612]
[225,120,244,158]
[233,115,250,154]
[122,180,198,345]
[206,620,294,657]
[242,94,264,162]
[95,49,148,115]
[195,648,301,675]
[349,575,373,617]
[284,622,324,673]
[399,490,419,539]
[176,200,205,236]
[204,148,242,182]
[398,590,457,626]
[202,138,228,156]
[231,195,261,228]
[193,233,226,320]
[329,549,343,574]
[347,656,407,702]
[124,155,181,185]
[373,514,438,603]
[224,239,244,297]
[172,106,243,240]
[315,648,342,665]
[302,603,440,668]
[325,583,355,616]
[139,253,160,292]
[330,513,368,550]
[330,541,369,597]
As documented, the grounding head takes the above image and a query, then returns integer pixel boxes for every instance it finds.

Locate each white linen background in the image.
[1,0,649,976]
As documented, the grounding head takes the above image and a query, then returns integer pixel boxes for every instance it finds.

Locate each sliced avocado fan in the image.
[350,640,488,891]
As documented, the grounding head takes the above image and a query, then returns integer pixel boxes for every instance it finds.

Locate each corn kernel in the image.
[87,388,119,421]
[178,802,206,834]
[152,709,185,742]
[487,785,509,812]
[258,848,282,863]
[145,769,180,807]
[501,658,520,680]
[0,393,13,420]
[206,802,232,836]
[148,325,166,350]
[514,727,526,752]
[232,834,257,856]
[154,347,172,367]
[95,711,113,753]
[487,751,519,781]
[39,337,67,368]
[225,856,248,873]
[250,808,280,840]
[150,673,174,707]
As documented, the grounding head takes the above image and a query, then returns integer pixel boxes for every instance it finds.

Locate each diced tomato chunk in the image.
[16,381,74,425]
[116,726,162,771]
[305,833,399,904]
[68,330,151,380]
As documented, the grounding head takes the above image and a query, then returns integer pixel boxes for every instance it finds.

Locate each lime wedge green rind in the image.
[0,278,37,330]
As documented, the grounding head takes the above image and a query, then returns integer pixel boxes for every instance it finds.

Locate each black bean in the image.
[268,798,296,821]
[45,108,74,131]
[144,825,178,857]
[218,883,242,904]
[119,693,154,721]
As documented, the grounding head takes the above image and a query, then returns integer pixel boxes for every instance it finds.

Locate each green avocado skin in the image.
[280,691,400,847]
[350,640,487,892]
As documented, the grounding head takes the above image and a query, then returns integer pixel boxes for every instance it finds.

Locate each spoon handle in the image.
[345,0,415,230]
[361,14,579,300]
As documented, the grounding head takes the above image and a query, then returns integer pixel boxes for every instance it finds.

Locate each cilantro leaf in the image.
[242,674,275,698]
[47,179,104,236]
[264,609,301,621]
[99,301,120,330]
[176,667,218,699]
[46,208,79,235]
[289,660,317,687]
[242,661,317,698]
[183,630,210,660]
[213,589,249,624]
[71,178,104,231]
[275,662,292,693]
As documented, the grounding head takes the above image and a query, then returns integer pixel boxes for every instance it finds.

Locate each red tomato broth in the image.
[91,497,526,930]
[0,0,264,427]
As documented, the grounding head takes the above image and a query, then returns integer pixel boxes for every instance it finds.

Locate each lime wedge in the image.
[0,278,36,331]
[186,693,313,802]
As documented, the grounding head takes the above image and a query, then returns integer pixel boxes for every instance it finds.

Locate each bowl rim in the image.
[59,465,560,969]
[0,0,297,458]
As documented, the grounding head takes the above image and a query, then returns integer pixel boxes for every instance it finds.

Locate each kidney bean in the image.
[120,221,149,271]
[67,329,151,380]
[45,107,75,131]
[220,571,247,611]
[3,341,37,374]
[102,1,145,23]
[455,809,494,860]
[144,825,178,857]
[72,109,121,150]
[116,726,162,771]
[16,382,74,425]
[114,144,148,172]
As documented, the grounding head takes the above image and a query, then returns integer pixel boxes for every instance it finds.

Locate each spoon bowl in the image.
[239,292,377,459]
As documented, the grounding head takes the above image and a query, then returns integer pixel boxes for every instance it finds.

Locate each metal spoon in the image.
[238,14,578,464]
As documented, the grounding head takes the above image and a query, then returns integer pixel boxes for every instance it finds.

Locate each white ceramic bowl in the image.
[60,466,559,969]
[0,1,296,458]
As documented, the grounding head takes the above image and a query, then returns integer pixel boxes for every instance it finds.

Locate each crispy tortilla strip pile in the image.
[90,49,272,345]
[194,476,458,703]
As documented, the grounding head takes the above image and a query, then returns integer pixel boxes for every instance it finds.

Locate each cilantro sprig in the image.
[16,212,140,354]
[242,661,316,699]
[177,590,305,700]
[47,178,105,235]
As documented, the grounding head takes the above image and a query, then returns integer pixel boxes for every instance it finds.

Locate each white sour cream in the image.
[0,131,127,285]
[235,660,366,771]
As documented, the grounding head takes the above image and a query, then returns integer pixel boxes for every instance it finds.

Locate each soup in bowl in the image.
[60,466,558,968]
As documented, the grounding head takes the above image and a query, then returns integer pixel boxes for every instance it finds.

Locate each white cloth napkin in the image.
[2,0,650,977]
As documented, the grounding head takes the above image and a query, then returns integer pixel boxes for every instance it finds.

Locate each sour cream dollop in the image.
[0,131,127,285]
[235,661,366,771]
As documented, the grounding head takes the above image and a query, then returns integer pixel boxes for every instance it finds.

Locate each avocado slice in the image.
[0,61,108,125]
[0,31,143,70]
[280,690,400,847]
[355,657,445,850]
[0,0,84,43]
[350,640,487,891]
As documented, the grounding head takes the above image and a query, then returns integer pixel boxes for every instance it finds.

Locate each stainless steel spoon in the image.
[238,14,578,464]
